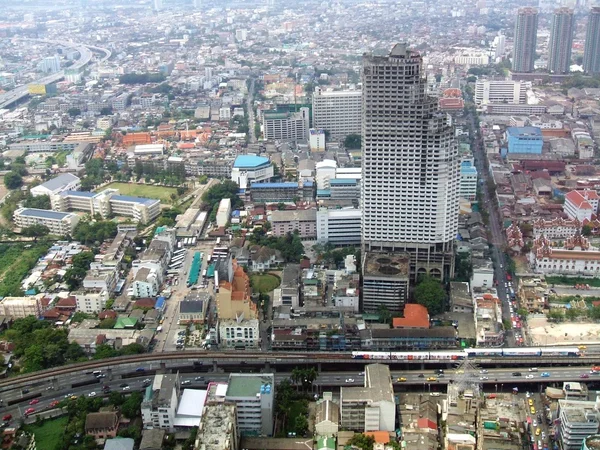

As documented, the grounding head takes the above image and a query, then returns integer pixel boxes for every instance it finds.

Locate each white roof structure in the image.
[174,389,207,427]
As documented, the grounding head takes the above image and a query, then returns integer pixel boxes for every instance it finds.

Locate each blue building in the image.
[231,155,274,188]
[506,127,543,154]
[460,160,478,201]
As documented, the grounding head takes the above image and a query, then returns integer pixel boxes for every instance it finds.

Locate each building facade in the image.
[74,291,109,314]
[230,155,274,189]
[312,88,362,139]
[558,399,600,450]
[584,7,600,74]
[361,44,460,284]
[513,7,539,73]
[548,8,575,74]
[262,108,309,141]
[316,208,362,246]
[270,209,317,238]
[506,127,543,154]
[218,318,260,349]
[30,173,81,197]
[474,80,528,105]
[0,296,43,318]
[225,374,274,436]
[460,160,478,201]
[14,208,80,235]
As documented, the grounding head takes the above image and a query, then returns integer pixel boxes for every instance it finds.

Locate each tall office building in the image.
[361,44,460,312]
[548,8,575,74]
[312,87,362,140]
[153,0,163,12]
[513,7,539,73]
[584,7,600,74]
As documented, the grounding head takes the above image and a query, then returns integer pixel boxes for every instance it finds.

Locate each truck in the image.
[591,366,600,373]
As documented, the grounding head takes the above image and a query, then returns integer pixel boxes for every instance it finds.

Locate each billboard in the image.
[28,84,46,95]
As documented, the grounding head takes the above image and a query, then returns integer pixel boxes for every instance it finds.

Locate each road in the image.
[1,364,598,422]
[247,78,257,144]
[468,112,517,347]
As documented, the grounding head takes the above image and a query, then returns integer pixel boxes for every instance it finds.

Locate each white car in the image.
[88,392,97,397]
[480,376,488,381]
[345,378,354,383]
[526,374,534,379]
[533,419,537,427]
[525,392,531,398]
[480,369,488,374]
[122,386,130,391]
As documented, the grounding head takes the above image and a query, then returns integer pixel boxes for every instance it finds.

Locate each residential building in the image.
[449,281,474,314]
[460,160,478,201]
[328,178,360,202]
[230,155,274,189]
[270,209,317,238]
[216,198,232,228]
[250,183,299,202]
[83,267,118,293]
[14,208,80,235]
[74,291,109,314]
[105,438,135,450]
[85,412,120,440]
[218,318,260,349]
[584,7,600,75]
[340,364,395,432]
[474,290,504,347]
[315,399,339,436]
[558,399,600,450]
[506,127,543,154]
[141,374,180,431]
[453,53,489,65]
[309,129,326,152]
[483,104,546,115]
[315,160,337,190]
[513,7,539,73]
[262,108,309,141]
[0,295,43,318]
[361,44,460,285]
[518,278,548,312]
[316,207,361,246]
[140,429,166,450]
[109,194,161,224]
[564,190,599,222]
[272,264,300,308]
[131,267,159,298]
[548,8,575,74]
[312,87,362,139]
[194,403,239,450]
[474,80,528,105]
[225,374,274,436]
[471,258,494,289]
[30,173,81,197]
[362,252,409,314]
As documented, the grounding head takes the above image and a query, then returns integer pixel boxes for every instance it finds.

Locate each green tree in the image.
[378,305,392,325]
[453,253,473,282]
[294,414,308,435]
[582,224,593,237]
[121,392,143,419]
[63,266,87,290]
[547,309,565,322]
[344,133,361,149]
[414,276,445,315]
[348,434,375,450]
[23,194,51,209]
[565,308,582,321]
[21,224,50,241]
[516,308,529,318]
[68,107,81,117]
[4,171,22,189]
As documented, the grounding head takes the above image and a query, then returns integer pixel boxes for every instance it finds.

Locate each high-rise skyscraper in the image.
[584,7,600,74]
[513,7,539,73]
[153,0,163,12]
[548,8,575,74]
[360,44,460,313]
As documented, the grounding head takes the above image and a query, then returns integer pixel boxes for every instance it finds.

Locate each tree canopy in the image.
[344,133,362,149]
[21,224,50,241]
[414,276,446,315]
[73,219,118,245]
[23,194,51,210]
[4,171,23,189]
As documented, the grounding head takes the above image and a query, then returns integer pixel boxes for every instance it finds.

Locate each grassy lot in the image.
[102,182,180,203]
[546,275,600,288]
[250,274,281,293]
[0,243,49,297]
[25,416,68,450]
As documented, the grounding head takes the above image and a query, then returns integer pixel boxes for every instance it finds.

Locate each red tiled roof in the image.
[417,418,437,430]
[57,296,77,308]
[392,304,430,329]
[566,190,593,210]
[99,310,117,319]
[365,432,390,444]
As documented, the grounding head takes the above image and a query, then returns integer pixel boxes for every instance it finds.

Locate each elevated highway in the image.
[0,39,110,109]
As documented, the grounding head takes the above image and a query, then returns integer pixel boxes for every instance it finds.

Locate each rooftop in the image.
[250,182,298,189]
[341,363,394,403]
[364,252,410,278]
[392,304,430,329]
[233,155,270,169]
[60,190,99,198]
[194,403,237,450]
[507,126,542,137]
[37,173,80,191]
[111,195,159,206]
[16,208,73,220]
[226,373,273,398]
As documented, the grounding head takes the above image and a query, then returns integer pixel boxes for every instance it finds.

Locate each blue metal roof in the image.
[316,189,331,197]
[61,190,98,198]
[303,181,314,187]
[250,182,298,189]
[112,195,158,206]
[18,208,72,220]
[233,155,270,168]
[506,126,542,137]
[155,297,166,309]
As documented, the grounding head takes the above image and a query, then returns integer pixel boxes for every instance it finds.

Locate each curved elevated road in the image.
[0,39,110,109]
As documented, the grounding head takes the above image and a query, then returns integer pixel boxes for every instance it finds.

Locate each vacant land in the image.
[26,416,68,450]
[0,243,49,296]
[251,274,281,293]
[528,316,600,346]
[102,182,180,203]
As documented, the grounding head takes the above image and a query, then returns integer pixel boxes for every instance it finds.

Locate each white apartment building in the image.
[0,295,43,318]
[83,268,118,293]
[312,87,362,139]
[218,318,260,349]
[14,208,80,235]
[317,208,362,246]
[533,217,581,239]
[30,173,81,197]
[340,364,395,432]
[474,80,529,105]
[471,258,495,289]
[483,104,547,115]
[558,399,600,450]
[52,189,160,225]
[453,53,490,65]
[141,374,180,431]
[460,160,478,201]
[216,198,232,228]
[131,267,159,298]
[225,374,274,436]
[309,129,326,152]
[262,107,309,141]
[74,291,109,314]
[361,44,459,283]
[315,159,337,190]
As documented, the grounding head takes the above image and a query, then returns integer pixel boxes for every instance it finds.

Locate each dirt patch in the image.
[528,316,600,345]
